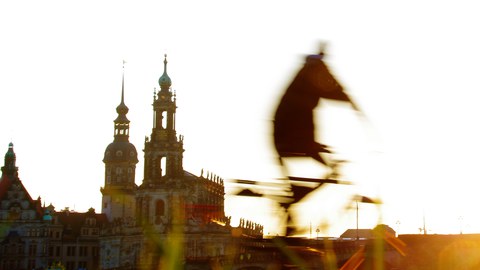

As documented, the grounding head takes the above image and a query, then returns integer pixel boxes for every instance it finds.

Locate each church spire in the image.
[114,61,130,142]
[121,60,126,104]
[101,61,138,222]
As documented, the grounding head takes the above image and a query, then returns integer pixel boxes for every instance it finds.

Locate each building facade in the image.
[99,56,263,270]
[0,143,107,270]
[0,56,263,270]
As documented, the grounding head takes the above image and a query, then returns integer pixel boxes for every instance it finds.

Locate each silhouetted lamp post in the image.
[353,195,379,242]
[356,200,359,241]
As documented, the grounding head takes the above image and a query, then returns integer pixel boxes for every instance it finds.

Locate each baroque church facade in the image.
[99,57,265,270]
[0,56,263,270]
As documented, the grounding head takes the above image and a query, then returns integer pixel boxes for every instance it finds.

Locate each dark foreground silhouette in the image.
[233,45,364,236]
[273,46,359,168]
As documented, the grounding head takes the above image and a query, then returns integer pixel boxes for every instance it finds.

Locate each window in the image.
[66,261,75,270]
[28,244,37,256]
[79,246,88,256]
[28,259,35,270]
[160,158,166,176]
[86,217,96,226]
[67,246,76,256]
[92,247,99,257]
[161,111,167,129]
[78,261,87,269]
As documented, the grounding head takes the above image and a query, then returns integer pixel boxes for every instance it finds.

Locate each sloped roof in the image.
[340,229,374,239]
[56,210,108,239]
[183,170,198,180]
[0,174,43,218]
[0,175,13,200]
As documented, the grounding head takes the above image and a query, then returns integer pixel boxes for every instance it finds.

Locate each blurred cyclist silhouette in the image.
[273,43,360,170]
[272,44,362,235]
[234,44,363,236]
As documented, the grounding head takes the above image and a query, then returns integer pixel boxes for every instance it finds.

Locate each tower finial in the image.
[114,60,130,141]
[163,54,168,73]
[158,54,172,90]
[121,60,126,104]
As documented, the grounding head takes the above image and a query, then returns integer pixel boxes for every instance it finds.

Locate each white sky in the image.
[1,1,480,237]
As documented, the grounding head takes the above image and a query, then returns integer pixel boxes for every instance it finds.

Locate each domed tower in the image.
[142,55,184,187]
[101,62,139,222]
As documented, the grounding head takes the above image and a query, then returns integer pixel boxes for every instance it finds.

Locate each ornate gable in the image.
[0,144,42,221]
[0,178,42,222]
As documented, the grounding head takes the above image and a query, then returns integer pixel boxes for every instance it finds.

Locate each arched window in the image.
[161,111,167,129]
[160,157,166,177]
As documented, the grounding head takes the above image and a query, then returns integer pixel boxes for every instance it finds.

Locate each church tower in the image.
[142,55,184,186]
[1,142,18,177]
[101,62,139,222]
[0,143,43,221]
[136,55,185,226]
